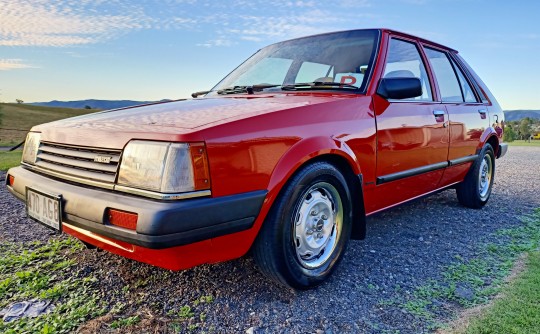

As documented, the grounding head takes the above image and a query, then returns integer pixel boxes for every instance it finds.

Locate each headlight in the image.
[117,141,210,193]
[22,132,41,164]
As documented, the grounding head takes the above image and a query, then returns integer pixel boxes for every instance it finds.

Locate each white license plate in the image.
[26,187,62,231]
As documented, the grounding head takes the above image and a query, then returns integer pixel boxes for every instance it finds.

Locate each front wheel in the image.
[456,143,495,208]
[252,162,352,289]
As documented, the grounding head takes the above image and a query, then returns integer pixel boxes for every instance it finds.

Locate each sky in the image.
[0,0,539,110]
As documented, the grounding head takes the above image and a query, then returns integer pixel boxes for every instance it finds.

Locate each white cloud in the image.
[0,59,36,70]
[0,0,374,48]
[0,0,150,47]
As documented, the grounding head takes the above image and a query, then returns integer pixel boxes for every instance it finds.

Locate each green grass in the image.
[463,251,540,334]
[0,151,22,171]
[0,238,106,334]
[0,103,97,146]
[380,209,540,330]
[110,315,141,329]
[507,140,540,147]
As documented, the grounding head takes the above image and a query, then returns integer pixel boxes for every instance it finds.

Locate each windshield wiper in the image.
[216,84,281,95]
[281,82,359,91]
[191,90,211,98]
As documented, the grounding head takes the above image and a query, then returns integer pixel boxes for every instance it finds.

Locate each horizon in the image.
[1,1,539,109]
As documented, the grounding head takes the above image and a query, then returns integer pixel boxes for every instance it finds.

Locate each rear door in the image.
[370,37,449,213]
[422,46,490,186]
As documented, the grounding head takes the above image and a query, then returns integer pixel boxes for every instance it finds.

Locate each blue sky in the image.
[0,0,539,110]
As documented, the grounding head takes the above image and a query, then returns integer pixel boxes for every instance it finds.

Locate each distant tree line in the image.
[503,117,539,142]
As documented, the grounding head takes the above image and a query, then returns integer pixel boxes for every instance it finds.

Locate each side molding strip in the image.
[376,161,448,185]
[376,154,477,185]
[449,155,478,166]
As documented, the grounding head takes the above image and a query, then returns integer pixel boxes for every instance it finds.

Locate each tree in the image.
[0,105,3,126]
[519,118,532,141]
[16,99,23,104]
[84,105,92,109]
[503,125,516,142]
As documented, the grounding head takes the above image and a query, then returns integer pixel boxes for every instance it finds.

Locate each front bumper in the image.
[6,166,267,249]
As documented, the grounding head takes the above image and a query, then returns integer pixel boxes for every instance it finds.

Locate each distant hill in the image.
[30,99,166,110]
[0,103,96,145]
[504,110,540,121]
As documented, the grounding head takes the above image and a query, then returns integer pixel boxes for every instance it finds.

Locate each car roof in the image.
[380,28,457,53]
[271,28,457,53]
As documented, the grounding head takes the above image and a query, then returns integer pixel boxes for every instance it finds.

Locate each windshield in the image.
[209,29,379,95]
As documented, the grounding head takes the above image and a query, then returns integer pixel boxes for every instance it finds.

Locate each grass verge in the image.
[0,238,106,333]
[0,151,22,171]
[507,140,540,147]
[463,251,540,333]
[379,208,540,330]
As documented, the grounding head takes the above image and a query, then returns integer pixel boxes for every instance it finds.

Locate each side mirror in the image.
[377,77,422,100]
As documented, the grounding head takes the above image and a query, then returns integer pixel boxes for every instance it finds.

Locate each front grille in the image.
[35,142,122,183]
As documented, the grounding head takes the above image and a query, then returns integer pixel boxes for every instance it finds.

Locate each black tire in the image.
[252,161,352,289]
[456,143,495,208]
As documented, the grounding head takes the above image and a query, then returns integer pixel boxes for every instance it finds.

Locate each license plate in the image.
[26,187,63,232]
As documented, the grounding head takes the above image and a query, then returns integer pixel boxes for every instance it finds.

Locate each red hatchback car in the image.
[7,29,507,289]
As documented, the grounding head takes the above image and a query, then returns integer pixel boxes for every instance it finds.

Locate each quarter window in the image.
[383,38,433,101]
[424,48,463,102]
[450,57,478,103]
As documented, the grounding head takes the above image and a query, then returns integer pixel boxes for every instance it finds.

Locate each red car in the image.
[6,29,507,289]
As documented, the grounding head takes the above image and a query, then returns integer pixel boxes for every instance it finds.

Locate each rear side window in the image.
[383,38,433,101]
[424,47,463,102]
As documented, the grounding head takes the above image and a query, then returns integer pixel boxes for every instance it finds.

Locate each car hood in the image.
[34,94,353,148]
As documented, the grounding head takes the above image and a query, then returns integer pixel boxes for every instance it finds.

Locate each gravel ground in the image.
[1,146,539,333]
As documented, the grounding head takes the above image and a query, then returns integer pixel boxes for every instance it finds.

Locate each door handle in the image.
[478,109,487,119]
[433,110,445,117]
[433,110,446,125]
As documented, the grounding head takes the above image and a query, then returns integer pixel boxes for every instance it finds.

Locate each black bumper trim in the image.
[65,214,256,249]
[64,189,268,249]
[497,143,508,158]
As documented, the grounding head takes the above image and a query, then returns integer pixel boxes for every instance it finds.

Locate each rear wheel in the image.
[252,162,352,289]
[456,143,495,208]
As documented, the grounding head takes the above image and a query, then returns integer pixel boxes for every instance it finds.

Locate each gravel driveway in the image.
[1,146,539,333]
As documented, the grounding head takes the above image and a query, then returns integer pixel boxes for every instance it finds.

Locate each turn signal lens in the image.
[189,143,211,191]
[7,175,15,187]
[107,208,138,230]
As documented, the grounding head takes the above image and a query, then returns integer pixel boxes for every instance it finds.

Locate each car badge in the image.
[94,155,112,164]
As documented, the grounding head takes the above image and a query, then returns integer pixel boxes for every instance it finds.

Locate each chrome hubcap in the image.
[293,182,343,269]
[478,154,493,200]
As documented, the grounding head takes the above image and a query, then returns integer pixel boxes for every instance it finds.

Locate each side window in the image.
[424,48,463,102]
[296,62,334,83]
[383,38,433,101]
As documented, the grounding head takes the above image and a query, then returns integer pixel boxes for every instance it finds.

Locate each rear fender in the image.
[479,127,500,156]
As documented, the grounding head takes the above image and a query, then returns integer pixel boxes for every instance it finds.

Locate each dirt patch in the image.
[438,253,528,334]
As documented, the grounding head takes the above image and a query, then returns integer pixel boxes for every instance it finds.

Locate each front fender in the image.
[266,136,361,202]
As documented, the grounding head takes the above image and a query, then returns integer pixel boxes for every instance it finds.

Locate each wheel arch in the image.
[479,128,500,157]
[265,137,367,241]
